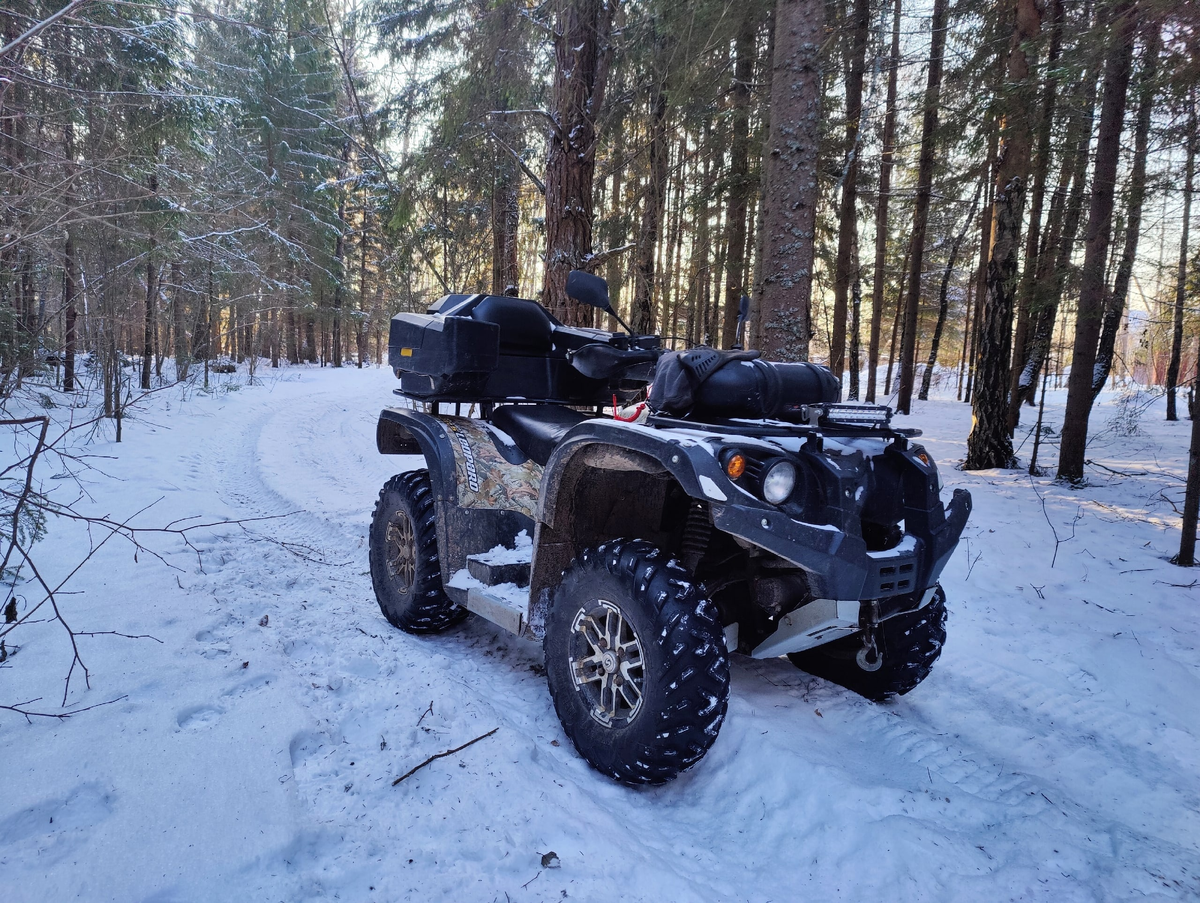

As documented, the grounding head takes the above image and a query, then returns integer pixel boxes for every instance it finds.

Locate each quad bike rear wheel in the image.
[544,539,730,785]
[369,470,465,633]
[788,586,947,701]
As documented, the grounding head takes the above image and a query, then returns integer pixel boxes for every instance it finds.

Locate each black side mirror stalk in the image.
[731,294,751,350]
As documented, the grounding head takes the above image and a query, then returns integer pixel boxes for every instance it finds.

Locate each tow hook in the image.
[857,600,883,672]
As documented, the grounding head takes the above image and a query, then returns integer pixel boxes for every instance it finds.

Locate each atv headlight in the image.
[761,460,796,505]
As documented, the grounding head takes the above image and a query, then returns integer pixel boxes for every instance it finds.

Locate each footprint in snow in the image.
[175,704,223,731]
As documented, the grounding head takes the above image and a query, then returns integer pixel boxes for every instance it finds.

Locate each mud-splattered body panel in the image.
[441,417,542,520]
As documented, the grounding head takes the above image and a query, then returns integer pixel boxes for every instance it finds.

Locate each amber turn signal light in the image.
[724,452,747,479]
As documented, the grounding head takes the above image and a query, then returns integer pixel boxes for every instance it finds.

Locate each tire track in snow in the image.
[736,654,1199,898]
[169,379,1200,901]
[942,657,1200,847]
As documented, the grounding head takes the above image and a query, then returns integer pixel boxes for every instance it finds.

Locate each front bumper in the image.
[716,487,971,659]
[714,487,971,603]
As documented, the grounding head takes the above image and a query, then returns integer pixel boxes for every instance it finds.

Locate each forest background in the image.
[1,0,1199,483]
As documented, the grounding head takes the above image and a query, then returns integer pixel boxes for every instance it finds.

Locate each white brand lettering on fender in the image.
[450,426,481,492]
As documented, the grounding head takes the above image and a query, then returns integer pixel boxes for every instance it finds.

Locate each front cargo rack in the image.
[646,403,920,439]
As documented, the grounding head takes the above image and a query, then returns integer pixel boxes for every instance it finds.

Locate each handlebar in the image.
[568,343,661,380]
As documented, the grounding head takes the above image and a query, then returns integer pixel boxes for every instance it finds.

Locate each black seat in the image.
[471,295,556,353]
[490,405,589,466]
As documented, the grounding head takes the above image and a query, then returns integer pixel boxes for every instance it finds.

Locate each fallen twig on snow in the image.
[1155,579,1199,589]
[416,700,434,726]
[0,694,128,723]
[1029,477,1082,568]
[1085,459,1149,479]
[392,727,499,786]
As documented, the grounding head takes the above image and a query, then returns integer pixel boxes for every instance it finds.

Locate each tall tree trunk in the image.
[171,260,188,380]
[61,84,78,394]
[896,0,950,414]
[920,180,983,400]
[142,253,156,390]
[867,0,901,402]
[1176,341,1200,566]
[358,208,370,368]
[721,9,758,348]
[664,136,688,338]
[963,273,982,402]
[544,0,615,326]
[331,140,350,368]
[965,119,1000,406]
[63,232,77,392]
[605,127,626,319]
[1006,0,1064,432]
[689,119,717,347]
[964,0,1042,468]
[830,0,870,387]
[956,278,973,399]
[1166,95,1197,421]
[1014,50,1101,408]
[1057,0,1138,481]
[758,0,824,362]
[305,314,318,364]
[847,238,862,399]
[748,11,775,353]
[633,71,669,335]
[884,240,911,396]
[142,170,158,390]
[286,231,300,364]
[1093,19,1161,398]
[492,148,520,295]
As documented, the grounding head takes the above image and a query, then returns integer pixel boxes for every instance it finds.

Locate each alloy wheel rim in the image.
[385,511,416,593]
[569,600,645,727]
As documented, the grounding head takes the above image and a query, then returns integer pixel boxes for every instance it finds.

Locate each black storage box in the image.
[388,293,649,405]
[388,310,499,398]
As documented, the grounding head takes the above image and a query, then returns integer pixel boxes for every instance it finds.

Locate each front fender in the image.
[538,420,728,529]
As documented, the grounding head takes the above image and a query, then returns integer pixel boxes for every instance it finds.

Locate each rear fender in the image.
[376,408,537,586]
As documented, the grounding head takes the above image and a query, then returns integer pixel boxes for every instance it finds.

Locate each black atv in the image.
[369,271,971,785]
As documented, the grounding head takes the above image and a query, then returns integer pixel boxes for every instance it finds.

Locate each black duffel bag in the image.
[648,348,839,421]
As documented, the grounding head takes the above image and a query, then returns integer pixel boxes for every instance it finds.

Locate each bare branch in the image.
[488,109,563,141]
[487,130,546,196]
[0,0,92,61]
[392,727,498,785]
[0,417,50,580]
[585,243,636,270]
[1,695,128,723]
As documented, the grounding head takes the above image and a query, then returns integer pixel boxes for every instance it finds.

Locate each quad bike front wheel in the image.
[788,586,948,701]
[544,539,730,785]
[368,470,465,633]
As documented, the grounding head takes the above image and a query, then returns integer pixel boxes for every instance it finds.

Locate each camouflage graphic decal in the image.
[442,417,542,519]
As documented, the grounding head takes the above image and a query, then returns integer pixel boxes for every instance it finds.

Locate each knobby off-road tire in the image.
[369,470,465,633]
[544,539,730,785]
[788,586,948,701]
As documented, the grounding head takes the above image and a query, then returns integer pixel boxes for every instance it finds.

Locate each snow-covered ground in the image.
[2,365,1198,901]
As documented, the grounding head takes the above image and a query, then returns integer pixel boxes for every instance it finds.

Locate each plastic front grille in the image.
[867,556,916,597]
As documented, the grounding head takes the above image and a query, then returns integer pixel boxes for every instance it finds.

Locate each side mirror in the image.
[566,269,634,335]
[566,270,611,311]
